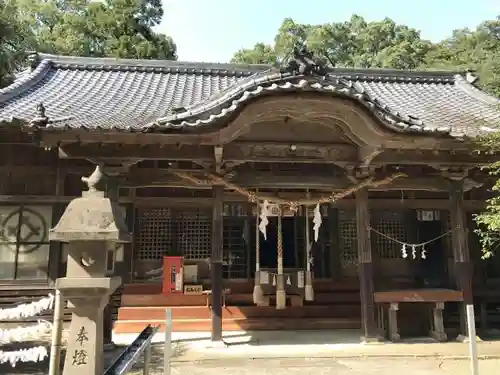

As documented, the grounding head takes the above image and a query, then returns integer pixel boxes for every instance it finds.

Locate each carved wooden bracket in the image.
[227,142,358,164]
[223,161,246,172]
[99,161,138,177]
[214,145,223,173]
[359,146,383,168]
[345,164,378,182]
[439,166,471,181]
[437,165,483,191]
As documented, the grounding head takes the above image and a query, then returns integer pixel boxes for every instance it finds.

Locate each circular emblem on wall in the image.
[0,207,48,253]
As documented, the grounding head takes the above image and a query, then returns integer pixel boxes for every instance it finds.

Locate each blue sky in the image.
[159,0,500,63]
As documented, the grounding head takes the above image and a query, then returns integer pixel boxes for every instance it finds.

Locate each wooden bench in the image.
[374,288,463,342]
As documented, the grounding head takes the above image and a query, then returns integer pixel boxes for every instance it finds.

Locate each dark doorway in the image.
[259,217,296,268]
[417,218,448,287]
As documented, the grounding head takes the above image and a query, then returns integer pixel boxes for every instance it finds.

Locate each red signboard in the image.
[162,256,183,295]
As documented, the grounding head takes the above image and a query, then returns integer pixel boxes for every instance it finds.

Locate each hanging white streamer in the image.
[258,200,270,240]
[0,295,54,321]
[0,346,48,367]
[401,244,408,258]
[312,203,322,242]
[0,321,52,344]
[421,245,427,259]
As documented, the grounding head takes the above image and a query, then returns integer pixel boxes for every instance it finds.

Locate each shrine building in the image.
[0,51,500,342]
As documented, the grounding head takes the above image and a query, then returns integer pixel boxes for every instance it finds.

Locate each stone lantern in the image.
[50,166,131,375]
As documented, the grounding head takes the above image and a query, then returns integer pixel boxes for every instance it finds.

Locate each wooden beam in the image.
[59,143,214,161]
[0,195,133,204]
[37,124,482,153]
[40,129,220,147]
[0,165,91,176]
[374,149,492,167]
[125,169,467,192]
[55,141,492,167]
[0,193,485,212]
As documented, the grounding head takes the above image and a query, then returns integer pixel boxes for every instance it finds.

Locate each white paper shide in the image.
[0,295,54,366]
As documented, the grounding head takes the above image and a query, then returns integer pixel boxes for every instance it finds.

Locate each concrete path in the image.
[153,357,499,375]
[114,329,500,361]
[2,329,500,374]
[116,330,500,374]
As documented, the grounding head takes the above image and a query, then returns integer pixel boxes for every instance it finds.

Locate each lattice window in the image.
[338,209,357,267]
[223,203,246,217]
[223,217,248,278]
[177,208,212,260]
[135,208,174,260]
[371,210,407,259]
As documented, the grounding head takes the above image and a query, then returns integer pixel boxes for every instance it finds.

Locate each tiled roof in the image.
[0,53,499,137]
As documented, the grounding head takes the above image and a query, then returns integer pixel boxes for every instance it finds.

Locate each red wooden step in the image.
[117,305,361,321]
[121,294,207,307]
[113,317,361,334]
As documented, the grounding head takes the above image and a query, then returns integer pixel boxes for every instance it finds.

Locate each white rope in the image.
[0,346,48,367]
[369,227,457,260]
[0,294,54,321]
[0,321,53,344]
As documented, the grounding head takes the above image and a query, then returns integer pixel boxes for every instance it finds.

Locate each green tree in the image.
[425,18,500,95]
[0,1,33,87]
[13,0,177,59]
[473,134,500,258]
[231,15,432,69]
[231,43,277,65]
[0,0,177,86]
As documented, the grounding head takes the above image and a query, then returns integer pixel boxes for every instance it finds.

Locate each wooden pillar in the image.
[211,185,224,341]
[450,180,472,299]
[449,179,474,336]
[328,206,341,280]
[356,188,379,341]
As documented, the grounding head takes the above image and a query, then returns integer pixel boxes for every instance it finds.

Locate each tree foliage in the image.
[232,15,432,69]
[425,18,500,95]
[0,1,33,87]
[0,0,177,85]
